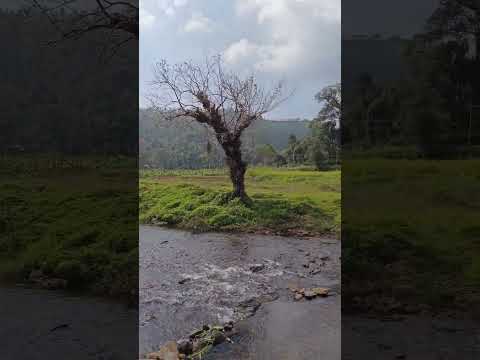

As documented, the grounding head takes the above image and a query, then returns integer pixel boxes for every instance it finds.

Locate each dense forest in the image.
[140,104,340,170]
[343,3,480,159]
[140,108,309,169]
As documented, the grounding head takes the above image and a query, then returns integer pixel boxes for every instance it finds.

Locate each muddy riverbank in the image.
[139,225,341,359]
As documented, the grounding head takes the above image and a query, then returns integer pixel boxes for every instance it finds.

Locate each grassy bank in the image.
[0,157,138,300]
[343,159,480,313]
[140,167,340,236]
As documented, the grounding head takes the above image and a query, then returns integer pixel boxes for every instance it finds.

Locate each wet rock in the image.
[176,338,193,355]
[320,256,330,261]
[289,286,298,293]
[42,278,68,290]
[304,290,316,299]
[178,278,190,285]
[147,341,179,360]
[29,269,44,281]
[294,293,304,301]
[212,331,227,345]
[223,321,234,332]
[249,264,265,272]
[312,287,330,297]
[238,297,261,314]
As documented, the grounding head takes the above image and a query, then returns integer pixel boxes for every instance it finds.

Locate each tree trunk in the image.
[221,137,249,202]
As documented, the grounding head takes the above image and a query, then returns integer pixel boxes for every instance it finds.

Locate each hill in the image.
[139,108,311,169]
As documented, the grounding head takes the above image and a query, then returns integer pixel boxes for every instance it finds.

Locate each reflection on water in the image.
[209,297,340,360]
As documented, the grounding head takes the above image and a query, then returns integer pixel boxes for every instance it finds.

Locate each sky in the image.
[139,0,341,119]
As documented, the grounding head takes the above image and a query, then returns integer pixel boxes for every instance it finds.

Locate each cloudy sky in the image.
[139,0,340,119]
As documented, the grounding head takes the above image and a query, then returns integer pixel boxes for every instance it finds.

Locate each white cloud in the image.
[224,38,259,63]
[173,0,188,6]
[228,0,340,73]
[236,0,339,24]
[140,7,156,28]
[157,0,189,16]
[140,0,340,118]
[183,12,212,33]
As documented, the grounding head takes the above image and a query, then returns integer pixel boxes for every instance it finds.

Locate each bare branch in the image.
[150,55,289,142]
[27,0,138,42]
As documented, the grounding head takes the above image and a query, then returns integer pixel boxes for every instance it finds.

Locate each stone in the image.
[176,338,193,355]
[212,331,227,345]
[147,341,179,360]
[178,278,190,285]
[223,321,234,332]
[304,290,316,300]
[294,293,304,301]
[42,278,68,290]
[29,269,44,281]
[249,264,265,272]
[312,287,329,297]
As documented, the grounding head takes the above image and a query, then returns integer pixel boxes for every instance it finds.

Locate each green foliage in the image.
[0,161,138,299]
[343,159,480,310]
[140,167,340,235]
[140,108,310,169]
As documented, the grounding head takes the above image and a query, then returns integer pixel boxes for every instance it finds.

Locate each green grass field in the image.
[343,159,480,312]
[140,167,341,236]
[0,156,138,300]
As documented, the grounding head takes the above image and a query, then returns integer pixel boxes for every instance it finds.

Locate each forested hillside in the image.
[140,108,311,168]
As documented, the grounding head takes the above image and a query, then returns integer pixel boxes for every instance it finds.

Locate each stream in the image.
[139,225,341,359]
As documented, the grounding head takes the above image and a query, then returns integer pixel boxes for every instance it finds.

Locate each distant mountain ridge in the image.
[139,109,311,168]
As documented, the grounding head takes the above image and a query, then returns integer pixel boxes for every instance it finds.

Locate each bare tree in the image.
[27,0,138,42]
[149,56,287,202]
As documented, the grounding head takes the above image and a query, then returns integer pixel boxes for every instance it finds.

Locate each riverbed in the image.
[139,225,341,359]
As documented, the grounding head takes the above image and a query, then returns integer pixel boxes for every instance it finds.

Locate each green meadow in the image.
[343,159,480,312]
[139,167,341,236]
[0,156,138,300]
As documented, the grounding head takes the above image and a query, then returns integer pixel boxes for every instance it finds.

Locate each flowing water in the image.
[139,225,341,359]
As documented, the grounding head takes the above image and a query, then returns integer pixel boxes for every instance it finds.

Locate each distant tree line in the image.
[140,83,341,171]
[342,0,480,158]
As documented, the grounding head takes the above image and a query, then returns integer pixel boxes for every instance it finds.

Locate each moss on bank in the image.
[140,167,340,236]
